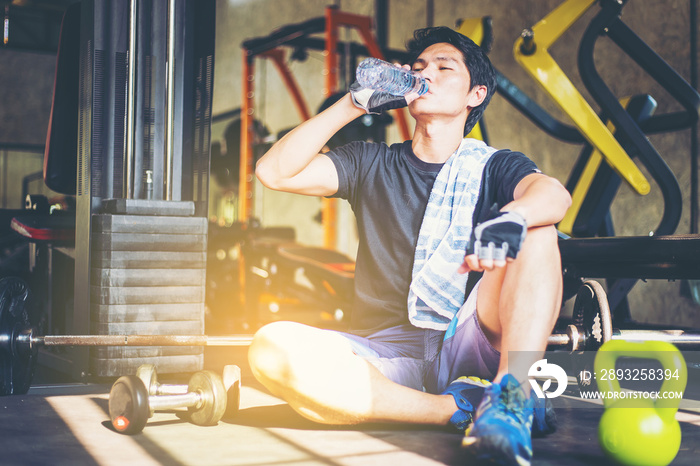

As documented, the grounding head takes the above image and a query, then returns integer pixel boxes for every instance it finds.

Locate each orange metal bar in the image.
[238,50,257,316]
[320,7,415,248]
[261,48,311,121]
[239,51,255,222]
[323,7,339,249]
[241,48,312,220]
[324,7,339,98]
[329,9,411,141]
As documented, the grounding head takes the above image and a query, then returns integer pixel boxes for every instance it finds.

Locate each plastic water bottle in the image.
[356,57,428,96]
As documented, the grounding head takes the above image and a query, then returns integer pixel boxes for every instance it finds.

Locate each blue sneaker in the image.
[441,376,491,431]
[442,375,557,437]
[462,374,534,466]
[531,391,557,438]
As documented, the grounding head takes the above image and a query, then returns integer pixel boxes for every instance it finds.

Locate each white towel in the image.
[407,138,497,330]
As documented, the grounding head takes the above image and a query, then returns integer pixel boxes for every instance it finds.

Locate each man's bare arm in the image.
[502,173,571,228]
[255,94,365,197]
[460,173,571,272]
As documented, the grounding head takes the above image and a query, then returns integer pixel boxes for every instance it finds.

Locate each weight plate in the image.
[0,277,37,396]
[91,268,206,288]
[92,232,207,253]
[93,214,207,235]
[222,365,241,418]
[188,370,227,426]
[572,280,612,394]
[572,280,613,351]
[136,364,158,397]
[92,250,206,269]
[90,354,203,378]
[90,285,204,305]
[109,375,150,435]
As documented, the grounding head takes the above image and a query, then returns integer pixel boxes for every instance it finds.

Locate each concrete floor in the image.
[2,347,700,465]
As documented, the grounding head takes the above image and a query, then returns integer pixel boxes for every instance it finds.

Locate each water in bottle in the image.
[356,57,428,96]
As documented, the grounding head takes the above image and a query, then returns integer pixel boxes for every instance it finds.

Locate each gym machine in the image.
[6,0,216,381]
[512,0,700,325]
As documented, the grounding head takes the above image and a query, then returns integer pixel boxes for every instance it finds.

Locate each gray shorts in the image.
[337,281,501,394]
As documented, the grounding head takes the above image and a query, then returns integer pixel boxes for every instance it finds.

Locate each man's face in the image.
[408,42,484,123]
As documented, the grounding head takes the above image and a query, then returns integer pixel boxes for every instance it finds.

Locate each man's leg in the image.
[248,226,561,431]
[248,321,458,425]
[475,224,562,382]
[463,225,562,464]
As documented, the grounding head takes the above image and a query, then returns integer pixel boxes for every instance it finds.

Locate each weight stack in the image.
[88,207,207,377]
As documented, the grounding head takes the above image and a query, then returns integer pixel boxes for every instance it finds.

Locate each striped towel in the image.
[407,138,497,330]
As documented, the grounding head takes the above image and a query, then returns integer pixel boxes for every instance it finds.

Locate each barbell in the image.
[547,280,700,353]
[3,276,700,396]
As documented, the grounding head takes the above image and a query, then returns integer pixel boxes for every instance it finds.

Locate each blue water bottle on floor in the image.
[356,57,429,96]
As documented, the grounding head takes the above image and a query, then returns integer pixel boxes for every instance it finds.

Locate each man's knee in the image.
[248,321,301,385]
[248,322,374,424]
[522,225,560,259]
[527,224,559,244]
[248,321,355,387]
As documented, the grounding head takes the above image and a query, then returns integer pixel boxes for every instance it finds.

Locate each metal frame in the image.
[512,0,699,326]
[578,0,698,238]
[513,0,650,204]
[514,0,699,238]
[564,95,657,237]
[239,6,411,249]
[65,0,215,380]
[572,0,699,323]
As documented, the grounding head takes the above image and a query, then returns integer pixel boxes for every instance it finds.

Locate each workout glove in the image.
[349,81,407,114]
[467,208,527,261]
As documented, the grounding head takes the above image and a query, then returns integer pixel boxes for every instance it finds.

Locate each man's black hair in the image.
[406,26,497,136]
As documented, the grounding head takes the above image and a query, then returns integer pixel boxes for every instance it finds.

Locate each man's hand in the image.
[349,81,408,114]
[349,64,423,114]
[459,210,527,273]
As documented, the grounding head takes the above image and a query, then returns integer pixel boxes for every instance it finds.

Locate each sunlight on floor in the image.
[46,393,161,465]
[44,386,444,466]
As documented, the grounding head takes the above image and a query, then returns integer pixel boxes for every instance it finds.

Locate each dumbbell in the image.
[135,363,241,417]
[136,364,188,396]
[109,367,239,435]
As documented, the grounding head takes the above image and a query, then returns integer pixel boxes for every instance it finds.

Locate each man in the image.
[251,26,571,465]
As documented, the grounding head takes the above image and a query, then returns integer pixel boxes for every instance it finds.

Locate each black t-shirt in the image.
[327,140,539,336]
